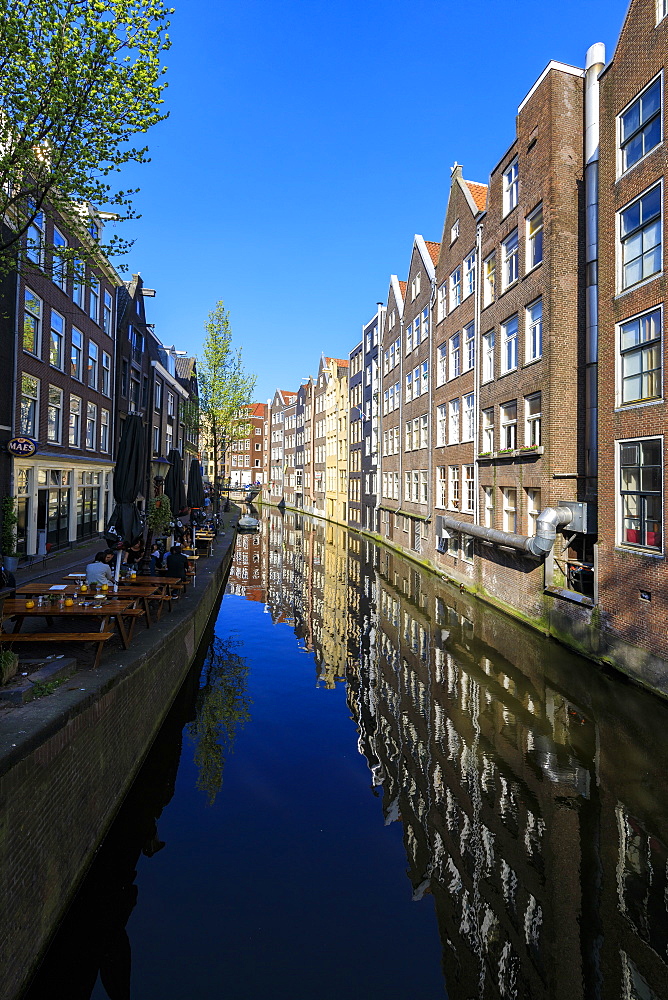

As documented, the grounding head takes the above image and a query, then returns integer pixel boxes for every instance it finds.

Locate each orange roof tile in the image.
[465,180,488,212]
[398,280,407,297]
[424,240,440,266]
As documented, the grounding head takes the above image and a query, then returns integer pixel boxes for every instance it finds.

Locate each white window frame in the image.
[437,282,447,323]
[483,485,494,527]
[49,309,65,370]
[449,267,462,311]
[436,404,446,447]
[502,229,519,290]
[20,375,39,436]
[526,204,543,272]
[524,393,541,447]
[88,340,98,389]
[448,465,460,509]
[482,330,495,382]
[502,157,519,216]
[501,315,518,373]
[500,401,517,450]
[52,227,68,292]
[450,332,461,379]
[482,408,494,453]
[448,398,460,444]
[502,487,517,532]
[86,402,97,450]
[23,287,42,355]
[47,385,63,443]
[89,275,100,323]
[618,181,662,292]
[462,393,475,441]
[526,488,541,535]
[437,343,447,386]
[69,394,81,447]
[463,322,474,372]
[463,251,475,299]
[100,408,110,452]
[483,253,496,307]
[526,299,543,362]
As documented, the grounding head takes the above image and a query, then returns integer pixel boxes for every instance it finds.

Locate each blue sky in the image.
[114,0,628,402]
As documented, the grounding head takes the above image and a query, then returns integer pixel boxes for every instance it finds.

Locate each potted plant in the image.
[1,496,19,573]
[0,647,18,685]
[146,494,173,534]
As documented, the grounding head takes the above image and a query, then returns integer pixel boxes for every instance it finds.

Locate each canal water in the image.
[23,510,668,999]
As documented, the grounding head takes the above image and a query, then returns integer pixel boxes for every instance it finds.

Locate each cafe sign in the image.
[7,436,38,457]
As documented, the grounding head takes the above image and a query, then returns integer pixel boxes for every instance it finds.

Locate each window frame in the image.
[69,394,81,447]
[500,401,517,450]
[502,229,519,291]
[617,436,663,552]
[502,157,519,216]
[526,203,543,272]
[526,298,543,362]
[618,305,662,406]
[524,393,542,447]
[49,309,65,370]
[23,287,42,355]
[47,385,63,443]
[501,314,519,373]
[449,267,462,311]
[20,374,39,437]
[618,73,662,177]
[618,181,662,293]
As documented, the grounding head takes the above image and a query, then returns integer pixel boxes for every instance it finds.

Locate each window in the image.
[482,330,495,382]
[405,371,413,402]
[89,276,100,322]
[620,77,661,174]
[451,219,460,243]
[47,386,63,442]
[153,426,159,454]
[502,488,517,532]
[619,184,661,290]
[421,361,428,395]
[27,208,44,265]
[501,315,518,372]
[88,341,98,389]
[437,282,447,322]
[86,402,97,449]
[527,489,541,534]
[406,322,413,354]
[52,228,67,291]
[503,158,519,215]
[405,420,413,452]
[69,395,81,446]
[526,204,543,270]
[620,438,662,549]
[420,413,428,449]
[620,307,662,404]
[449,466,460,508]
[102,351,111,396]
[167,390,175,417]
[50,310,64,369]
[659,0,668,22]
[450,333,461,378]
[500,401,517,450]
[411,272,421,300]
[20,375,39,436]
[413,313,421,348]
[103,291,113,335]
[437,404,446,446]
[482,408,494,452]
[502,230,519,289]
[100,409,110,452]
[449,267,462,310]
[525,393,541,447]
[449,398,460,443]
[121,358,129,397]
[68,328,82,380]
[23,287,42,354]
[422,306,429,341]
[437,343,447,385]
[73,267,84,308]
[526,299,543,361]
[464,251,475,298]
[462,393,474,441]
[463,466,475,512]
[413,365,421,397]
[483,253,496,307]
[437,467,447,507]
[463,322,474,371]
[155,379,162,410]
[483,486,494,527]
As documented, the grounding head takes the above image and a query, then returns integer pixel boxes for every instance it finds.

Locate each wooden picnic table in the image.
[117,575,186,614]
[0,597,139,667]
[17,583,80,596]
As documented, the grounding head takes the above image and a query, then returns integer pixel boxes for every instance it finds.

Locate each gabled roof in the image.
[413,235,438,281]
[398,280,407,297]
[175,356,196,380]
[424,240,440,266]
[249,402,267,417]
[326,357,349,368]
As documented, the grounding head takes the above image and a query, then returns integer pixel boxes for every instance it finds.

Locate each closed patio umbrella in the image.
[106,413,146,579]
[187,457,205,511]
[164,449,187,516]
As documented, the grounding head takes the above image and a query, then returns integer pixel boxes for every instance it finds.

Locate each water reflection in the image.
[229,510,668,1000]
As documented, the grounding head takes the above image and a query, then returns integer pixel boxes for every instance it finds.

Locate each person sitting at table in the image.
[165,544,189,582]
[86,551,115,586]
[149,543,163,575]
[123,537,144,567]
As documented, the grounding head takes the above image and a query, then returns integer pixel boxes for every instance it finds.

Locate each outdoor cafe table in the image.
[0,598,138,662]
[17,583,80,596]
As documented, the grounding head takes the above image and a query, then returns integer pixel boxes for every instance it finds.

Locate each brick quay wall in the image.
[0,518,238,1000]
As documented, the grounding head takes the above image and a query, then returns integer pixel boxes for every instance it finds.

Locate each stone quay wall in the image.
[0,519,237,1000]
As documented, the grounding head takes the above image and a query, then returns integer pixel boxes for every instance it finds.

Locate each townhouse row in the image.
[0,204,199,557]
[263,0,668,692]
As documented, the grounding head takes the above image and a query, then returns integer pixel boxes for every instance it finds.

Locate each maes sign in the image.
[7,437,38,457]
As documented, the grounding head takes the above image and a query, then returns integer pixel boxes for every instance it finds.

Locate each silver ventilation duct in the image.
[438,506,574,559]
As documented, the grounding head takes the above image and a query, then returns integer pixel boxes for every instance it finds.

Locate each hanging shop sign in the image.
[6,437,38,457]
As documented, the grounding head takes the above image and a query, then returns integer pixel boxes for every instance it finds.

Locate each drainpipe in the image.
[440,505,573,558]
[584,42,605,495]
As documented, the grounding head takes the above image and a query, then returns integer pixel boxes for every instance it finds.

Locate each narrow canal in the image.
[23,511,668,999]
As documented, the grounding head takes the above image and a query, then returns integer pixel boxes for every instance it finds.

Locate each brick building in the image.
[360,306,382,532]
[378,275,406,541]
[348,339,363,527]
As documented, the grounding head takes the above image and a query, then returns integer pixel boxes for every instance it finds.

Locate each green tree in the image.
[187,635,252,805]
[198,301,257,505]
[0,0,171,275]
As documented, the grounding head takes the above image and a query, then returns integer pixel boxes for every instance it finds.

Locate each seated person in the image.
[86,551,115,586]
[165,544,189,582]
[149,543,163,575]
[123,537,144,567]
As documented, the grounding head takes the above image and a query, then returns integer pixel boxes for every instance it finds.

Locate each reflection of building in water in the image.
[228,529,266,602]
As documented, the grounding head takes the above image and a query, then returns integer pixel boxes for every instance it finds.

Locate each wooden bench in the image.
[0,631,115,669]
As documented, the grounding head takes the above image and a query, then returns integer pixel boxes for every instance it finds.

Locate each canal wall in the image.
[266,501,668,701]
[0,517,238,1000]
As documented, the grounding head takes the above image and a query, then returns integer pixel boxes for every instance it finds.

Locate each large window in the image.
[100,409,110,452]
[103,291,113,336]
[88,340,98,389]
[26,208,44,266]
[464,251,475,298]
[619,184,662,290]
[23,288,42,354]
[449,466,460,508]
[482,330,495,382]
[620,438,662,549]
[483,253,496,307]
[437,343,447,385]
[502,229,519,290]
[502,487,517,532]
[620,307,661,404]
[526,299,543,361]
[463,466,475,513]
[436,404,446,447]
[20,375,39,436]
[482,408,494,452]
[70,328,83,380]
[484,486,494,527]
[501,315,518,372]
[50,310,64,369]
[463,322,474,371]
[47,386,63,443]
[89,276,100,322]
[52,228,68,291]
[102,351,112,396]
[449,267,462,311]
[450,333,461,378]
[503,158,519,215]
[620,77,661,174]
[462,393,474,441]
[525,393,541,447]
[86,402,97,449]
[527,488,541,534]
[500,401,517,450]
[526,204,543,270]
[69,395,81,446]
[449,398,460,443]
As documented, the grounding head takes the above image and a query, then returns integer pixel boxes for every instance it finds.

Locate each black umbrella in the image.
[187,457,205,511]
[164,449,186,516]
[106,413,146,548]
